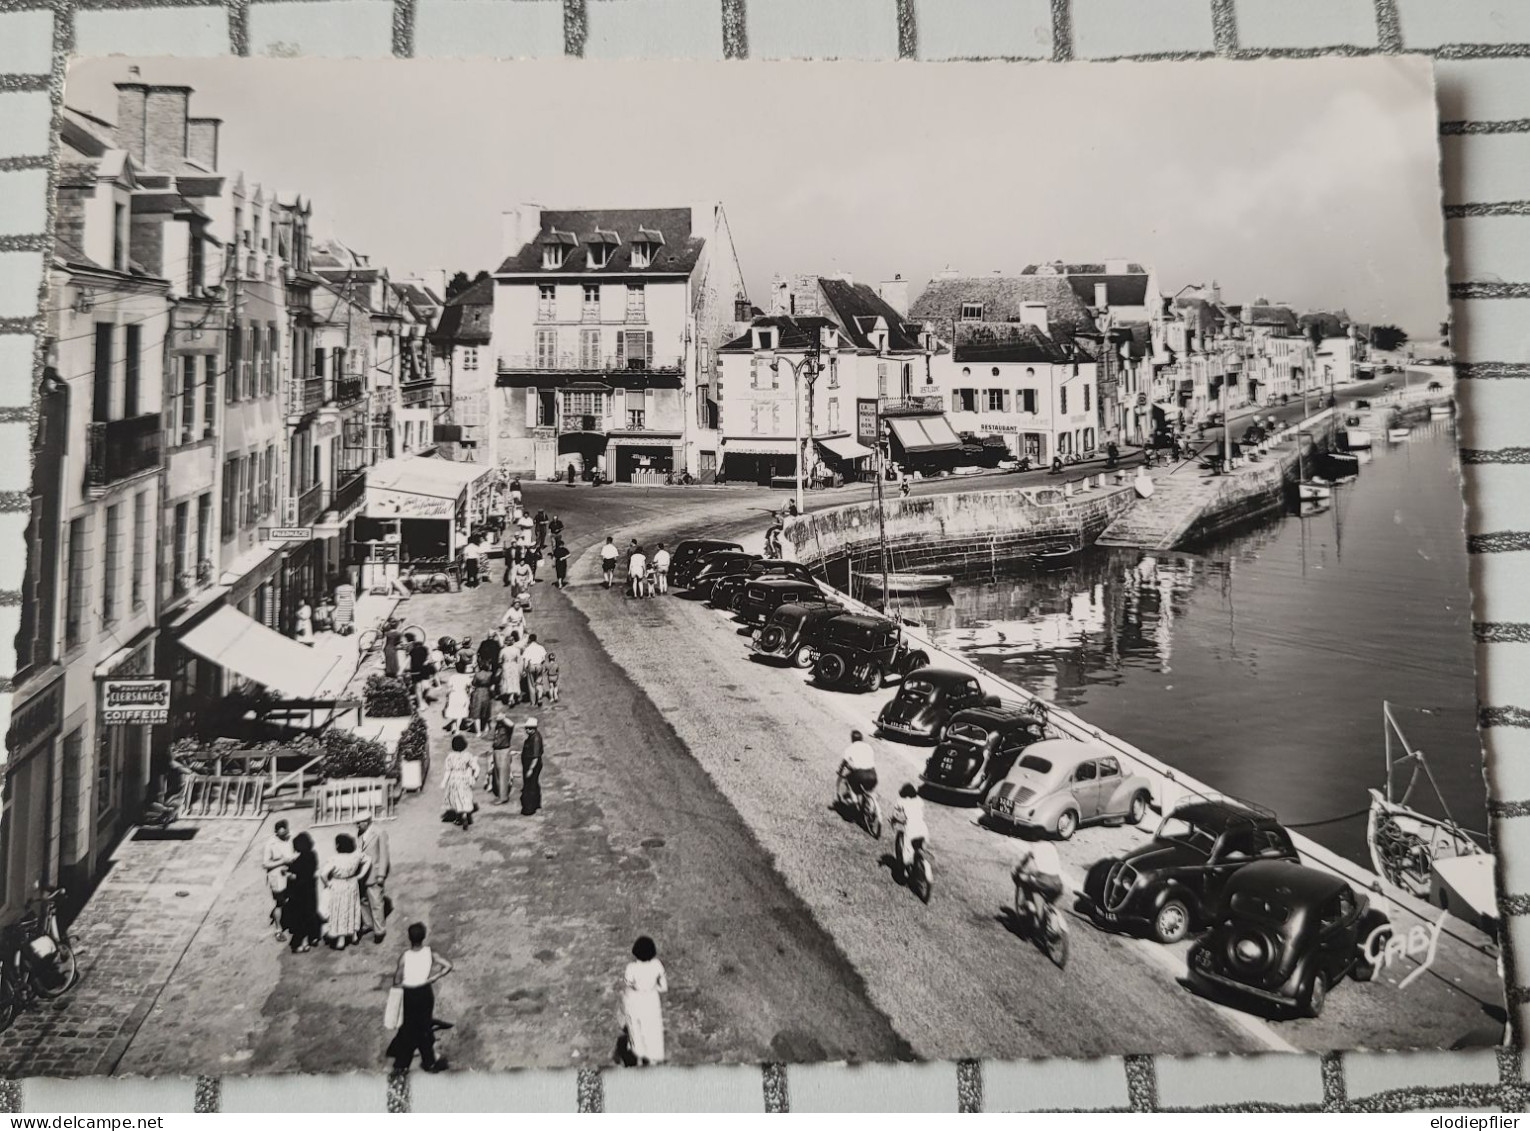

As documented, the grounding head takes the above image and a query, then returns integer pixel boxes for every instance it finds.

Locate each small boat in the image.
[1298,479,1332,502]
[1430,404,1453,419]
[1387,427,1411,442]
[863,572,953,595]
[1338,421,1373,450]
[1367,703,1497,935]
[1032,541,1081,565]
[1320,451,1360,481]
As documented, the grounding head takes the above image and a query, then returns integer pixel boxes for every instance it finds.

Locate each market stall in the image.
[355,456,494,579]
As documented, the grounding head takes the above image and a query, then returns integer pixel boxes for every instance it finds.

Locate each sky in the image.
[66,57,1450,335]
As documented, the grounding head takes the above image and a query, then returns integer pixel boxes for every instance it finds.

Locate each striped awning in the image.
[723,438,797,456]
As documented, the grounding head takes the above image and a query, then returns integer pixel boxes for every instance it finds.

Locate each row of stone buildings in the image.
[429,228,1368,486]
[3,78,445,924]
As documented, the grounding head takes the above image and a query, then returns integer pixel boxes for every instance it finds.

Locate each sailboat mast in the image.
[876,420,891,605]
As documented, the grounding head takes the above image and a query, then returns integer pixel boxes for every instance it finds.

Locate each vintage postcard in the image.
[0,56,1499,1079]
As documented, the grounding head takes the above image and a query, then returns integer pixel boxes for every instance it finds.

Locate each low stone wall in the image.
[783,477,1138,578]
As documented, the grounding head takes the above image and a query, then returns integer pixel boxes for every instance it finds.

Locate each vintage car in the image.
[737,576,830,624]
[1187,861,1387,1018]
[1082,800,1300,944]
[812,614,931,693]
[983,739,1154,839]
[751,602,844,667]
[710,559,817,611]
[687,551,759,597]
[877,668,996,744]
[920,705,1050,801]
[670,539,744,589]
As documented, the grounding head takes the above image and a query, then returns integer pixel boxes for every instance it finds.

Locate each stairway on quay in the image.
[1094,471,1211,551]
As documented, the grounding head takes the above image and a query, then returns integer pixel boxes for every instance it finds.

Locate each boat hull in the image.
[1387,428,1411,442]
[1339,429,1373,450]
[864,572,953,595]
[1429,405,1452,418]
[1367,790,1497,932]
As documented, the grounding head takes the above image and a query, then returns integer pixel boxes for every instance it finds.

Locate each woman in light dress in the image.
[442,734,479,828]
[321,833,372,949]
[442,657,472,733]
[621,936,668,1065]
[499,633,525,706]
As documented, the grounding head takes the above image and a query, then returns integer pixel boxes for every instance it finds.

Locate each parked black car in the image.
[737,577,830,624]
[1082,800,1300,944]
[669,539,744,589]
[812,614,930,693]
[920,704,1049,801]
[709,559,817,611]
[687,551,759,597]
[877,668,997,744]
[751,602,844,667]
[1187,861,1387,1017]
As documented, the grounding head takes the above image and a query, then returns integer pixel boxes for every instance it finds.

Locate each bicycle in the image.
[1013,873,1069,969]
[894,831,934,904]
[0,888,80,1031]
[835,768,883,839]
[357,621,426,662]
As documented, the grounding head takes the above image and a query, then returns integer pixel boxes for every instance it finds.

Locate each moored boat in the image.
[1320,451,1360,481]
[1338,415,1373,449]
[1032,541,1081,564]
[1298,479,1332,501]
[1387,427,1411,442]
[863,571,953,595]
[1430,404,1453,419]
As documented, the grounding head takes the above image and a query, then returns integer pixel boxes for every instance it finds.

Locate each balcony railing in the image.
[329,469,365,519]
[85,413,162,491]
[400,380,435,407]
[877,395,946,416]
[289,377,324,416]
[293,481,326,527]
[562,413,602,433]
[334,375,365,407]
[498,353,684,375]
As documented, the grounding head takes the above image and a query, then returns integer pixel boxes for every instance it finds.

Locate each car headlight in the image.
[1235,938,1262,964]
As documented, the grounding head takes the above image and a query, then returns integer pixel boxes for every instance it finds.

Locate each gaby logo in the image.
[1364,909,1448,990]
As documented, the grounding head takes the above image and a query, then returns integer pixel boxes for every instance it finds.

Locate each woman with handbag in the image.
[282,832,322,954]
[386,922,453,1073]
[321,833,371,949]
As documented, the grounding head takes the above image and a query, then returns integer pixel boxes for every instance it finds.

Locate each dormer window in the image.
[540,227,577,270]
[588,227,620,269]
[960,302,984,321]
[755,329,776,351]
[631,226,665,270]
[874,331,888,353]
[631,242,651,269]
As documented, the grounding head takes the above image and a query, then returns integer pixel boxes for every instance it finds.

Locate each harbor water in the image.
[917,416,1483,863]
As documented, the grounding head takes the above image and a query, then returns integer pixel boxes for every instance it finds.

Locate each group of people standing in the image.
[263,814,392,952]
[599,537,670,598]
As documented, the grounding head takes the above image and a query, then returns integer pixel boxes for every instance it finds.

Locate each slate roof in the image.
[817,278,927,352]
[951,322,1083,364]
[911,275,1097,337]
[430,276,494,346]
[1299,310,1350,340]
[1248,304,1300,333]
[495,208,702,276]
[1021,262,1147,276]
[1019,264,1151,309]
[719,315,842,353]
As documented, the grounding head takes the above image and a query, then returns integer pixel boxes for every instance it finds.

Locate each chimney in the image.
[1019,303,1049,334]
[502,205,541,259]
[769,277,789,316]
[186,117,221,170]
[1093,282,1108,310]
[115,80,149,166]
[142,86,192,171]
[878,274,909,318]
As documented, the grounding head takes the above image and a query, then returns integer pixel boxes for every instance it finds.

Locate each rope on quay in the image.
[1283,804,1372,829]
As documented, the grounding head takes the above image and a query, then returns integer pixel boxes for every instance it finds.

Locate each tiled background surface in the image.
[3,0,1530,1112]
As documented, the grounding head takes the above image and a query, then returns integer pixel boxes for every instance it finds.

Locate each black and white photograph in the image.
[0,55,1503,1078]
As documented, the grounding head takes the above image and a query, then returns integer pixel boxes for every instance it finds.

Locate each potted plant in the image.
[397,715,430,792]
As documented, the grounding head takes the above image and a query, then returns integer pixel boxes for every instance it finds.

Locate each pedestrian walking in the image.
[443,658,471,733]
[387,923,453,1074]
[490,713,516,805]
[295,600,314,646]
[382,620,403,676]
[263,819,297,940]
[549,514,564,542]
[627,545,647,599]
[545,653,561,703]
[520,718,544,816]
[499,634,524,706]
[652,544,670,594]
[476,631,501,678]
[510,559,533,603]
[510,477,523,507]
[443,734,479,828]
[553,538,570,589]
[322,833,371,950]
[357,815,391,944]
[600,537,618,588]
[469,663,495,735]
[282,832,322,953]
[522,634,548,706]
[620,936,668,1066]
[461,537,482,588]
[534,509,549,550]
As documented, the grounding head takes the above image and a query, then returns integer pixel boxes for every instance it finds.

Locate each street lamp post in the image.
[769,330,821,515]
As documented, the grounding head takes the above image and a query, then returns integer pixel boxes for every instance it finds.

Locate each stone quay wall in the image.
[783,478,1138,579]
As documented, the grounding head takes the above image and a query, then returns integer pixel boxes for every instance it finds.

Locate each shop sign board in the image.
[101,679,172,725]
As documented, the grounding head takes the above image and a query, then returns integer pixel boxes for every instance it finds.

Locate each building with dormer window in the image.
[490,204,746,482]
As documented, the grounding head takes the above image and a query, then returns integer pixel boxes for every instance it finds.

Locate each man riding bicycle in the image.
[1013,838,1068,931]
[892,783,929,871]
[838,729,878,800]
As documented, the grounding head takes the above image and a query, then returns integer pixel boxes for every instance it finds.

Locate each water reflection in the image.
[918,416,1481,861]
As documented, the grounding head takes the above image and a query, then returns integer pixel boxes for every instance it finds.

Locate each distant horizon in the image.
[64,57,1451,337]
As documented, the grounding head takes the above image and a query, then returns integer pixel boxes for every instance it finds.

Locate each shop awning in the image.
[178,606,343,699]
[366,455,492,519]
[723,438,797,456]
[815,434,874,461]
[886,415,963,454]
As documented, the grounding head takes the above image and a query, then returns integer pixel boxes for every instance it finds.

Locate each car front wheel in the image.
[1299,968,1328,1018]
[792,644,815,669]
[816,653,847,685]
[1128,791,1150,825]
[1152,898,1191,944]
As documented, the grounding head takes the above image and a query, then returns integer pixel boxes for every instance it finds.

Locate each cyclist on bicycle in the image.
[1012,838,1068,933]
[838,729,878,800]
[892,782,929,872]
